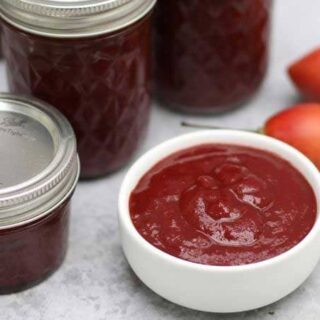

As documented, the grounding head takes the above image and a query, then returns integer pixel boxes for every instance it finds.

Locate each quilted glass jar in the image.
[153,0,273,113]
[1,0,156,178]
[0,94,79,293]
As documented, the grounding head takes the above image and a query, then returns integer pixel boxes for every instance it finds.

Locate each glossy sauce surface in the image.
[153,0,272,113]
[2,16,151,178]
[130,144,317,266]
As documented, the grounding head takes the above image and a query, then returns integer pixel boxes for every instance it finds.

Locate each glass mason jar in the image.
[1,0,156,178]
[153,0,273,114]
[0,94,79,293]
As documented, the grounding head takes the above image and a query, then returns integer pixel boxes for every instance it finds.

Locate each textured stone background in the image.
[1,0,320,319]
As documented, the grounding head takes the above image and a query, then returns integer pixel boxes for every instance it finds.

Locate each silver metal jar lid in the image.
[0,0,157,38]
[0,93,79,229]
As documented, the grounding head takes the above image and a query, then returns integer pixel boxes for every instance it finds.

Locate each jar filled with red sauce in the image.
[153,0,273,113]
[130,144,317,266]
[0,94,79,293]
[1,0,156,178]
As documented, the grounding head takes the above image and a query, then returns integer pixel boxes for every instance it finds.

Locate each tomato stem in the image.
[181,121,260,133]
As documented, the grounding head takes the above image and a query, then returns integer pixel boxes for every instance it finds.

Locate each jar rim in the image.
[0,0,156,38]
[0,94,79,229]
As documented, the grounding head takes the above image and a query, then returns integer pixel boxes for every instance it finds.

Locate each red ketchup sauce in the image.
[130,144,317,266]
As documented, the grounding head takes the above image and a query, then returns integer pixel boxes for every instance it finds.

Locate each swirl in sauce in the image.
[130,144,317,266]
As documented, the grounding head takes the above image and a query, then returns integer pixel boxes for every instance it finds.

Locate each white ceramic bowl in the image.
[118,130,320,313]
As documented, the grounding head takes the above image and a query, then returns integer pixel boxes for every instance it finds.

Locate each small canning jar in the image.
[153,0,273,114]
[1,0,156,178]
[0,94,79,294]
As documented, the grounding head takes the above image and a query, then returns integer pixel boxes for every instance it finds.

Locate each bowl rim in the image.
[118,130,320,273]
